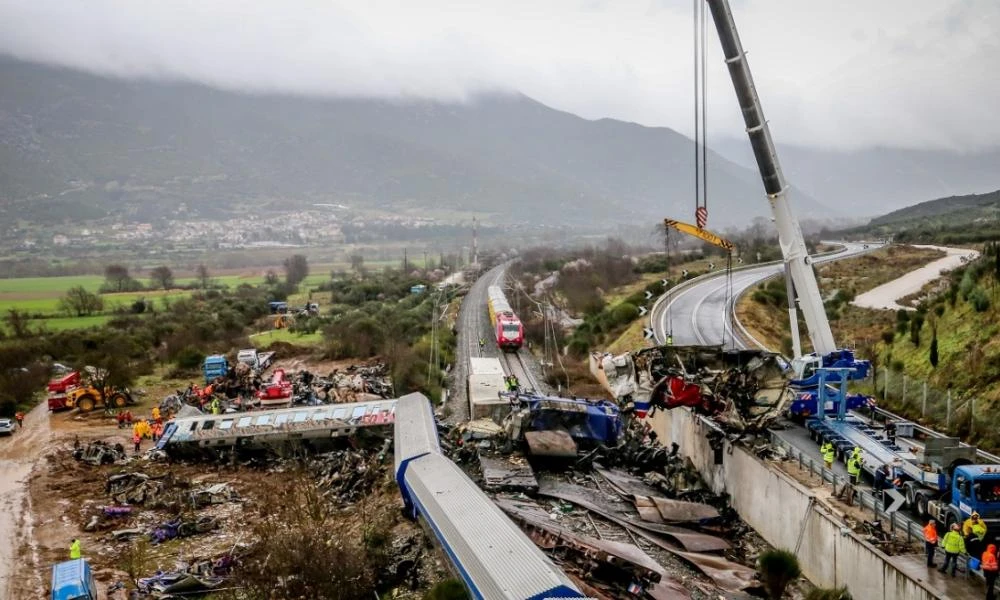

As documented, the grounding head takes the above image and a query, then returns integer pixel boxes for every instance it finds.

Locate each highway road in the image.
[651,241,879,348]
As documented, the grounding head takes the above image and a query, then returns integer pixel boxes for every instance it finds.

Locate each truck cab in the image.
[51,559,98,600]
[202,354,229,384]
[237,349,259,369]
[789,349,871,388]
[950,466,1000,535]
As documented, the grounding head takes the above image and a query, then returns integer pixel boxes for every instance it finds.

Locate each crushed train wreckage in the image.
[154,399,397,459]
[590,344,794,433]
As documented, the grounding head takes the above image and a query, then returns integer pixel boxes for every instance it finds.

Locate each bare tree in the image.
[59,286,104,317]
[283,254,309,285]
[349,253,365,274]
[4,309,32,339]
[149,265,174,290]
[196,263,211,289]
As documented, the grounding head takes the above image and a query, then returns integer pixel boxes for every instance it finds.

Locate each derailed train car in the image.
[156,399,396,459]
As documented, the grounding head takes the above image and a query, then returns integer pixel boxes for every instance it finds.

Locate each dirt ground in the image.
[2,354,416,600]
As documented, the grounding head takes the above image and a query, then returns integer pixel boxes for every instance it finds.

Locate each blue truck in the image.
[804,369,1000,537]
[51,559,98,600]
[202,354,229,384]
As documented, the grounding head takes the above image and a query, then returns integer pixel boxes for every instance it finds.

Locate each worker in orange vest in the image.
[14,411,24,429]
[983,543,999,600]
[924,519,939,567]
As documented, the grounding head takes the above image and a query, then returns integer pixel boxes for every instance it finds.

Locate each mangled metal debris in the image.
[496,499,678,598]
[591,345,794,433]
[479,455,539,493]
[74,440,126,466]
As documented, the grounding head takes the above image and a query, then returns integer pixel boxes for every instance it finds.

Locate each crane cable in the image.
[693,0,708,226]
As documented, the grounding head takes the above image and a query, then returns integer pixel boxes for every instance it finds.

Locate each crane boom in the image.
[664,218,735,252]
[704,0,836,356]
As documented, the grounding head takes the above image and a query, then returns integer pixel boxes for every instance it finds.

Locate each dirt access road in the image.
[0,402,51,598]
[852,244,980,311]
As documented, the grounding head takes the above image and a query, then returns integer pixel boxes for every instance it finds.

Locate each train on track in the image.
[487,285,524,352]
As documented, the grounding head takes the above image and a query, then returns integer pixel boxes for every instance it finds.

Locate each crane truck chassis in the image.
[699,0,1000,542]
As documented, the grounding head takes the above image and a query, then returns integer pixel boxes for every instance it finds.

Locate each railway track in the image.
[498,350,540,392]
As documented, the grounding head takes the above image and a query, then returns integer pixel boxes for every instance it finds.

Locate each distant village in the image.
[14,209,444,252]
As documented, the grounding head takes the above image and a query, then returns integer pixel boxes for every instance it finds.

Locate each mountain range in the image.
[712,138,1000,218]
[0,57,828,229]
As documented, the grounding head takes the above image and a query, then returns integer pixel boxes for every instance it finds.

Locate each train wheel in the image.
[76,394,96,413]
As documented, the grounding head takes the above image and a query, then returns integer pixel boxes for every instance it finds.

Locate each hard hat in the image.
[973,512,981,518]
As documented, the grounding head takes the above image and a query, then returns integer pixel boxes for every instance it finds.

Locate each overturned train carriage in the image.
[156,399,397,459]
[394,393,586,600]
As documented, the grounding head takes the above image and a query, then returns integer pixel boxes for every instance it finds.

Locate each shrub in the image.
[968,287,991,312]
[174,346,204,370]
[424,580,470,600]
[758,548,802,600]
[805,586,852,600]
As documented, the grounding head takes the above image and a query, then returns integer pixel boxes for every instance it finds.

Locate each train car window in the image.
[274,414,290,426]
[202,420,215,430]
[351,406,367,420]
[293,412,309,423]
[255,415,272,426]
[237,417,252,428]
[188,422,198,432]
[333,408,347,420]
[311,411,329,421]
[219,419,234,430]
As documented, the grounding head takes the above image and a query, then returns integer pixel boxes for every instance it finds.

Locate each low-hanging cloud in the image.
[1,0,997,152]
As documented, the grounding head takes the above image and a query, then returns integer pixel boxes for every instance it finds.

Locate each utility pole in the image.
[403,248,408,273]
[472,217,479,267]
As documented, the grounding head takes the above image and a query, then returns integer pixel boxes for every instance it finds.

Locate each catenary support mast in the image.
[704,0,836,356]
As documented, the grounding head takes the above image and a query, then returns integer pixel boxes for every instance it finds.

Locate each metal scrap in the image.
[535,479,731,554]
[74,441,126,466]
[479,455,539,492]
[496,499,693,599]
[592,345,794,434]
[188,482,239,508]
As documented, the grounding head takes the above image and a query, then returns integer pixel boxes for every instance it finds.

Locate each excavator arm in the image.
[664,218,735,252]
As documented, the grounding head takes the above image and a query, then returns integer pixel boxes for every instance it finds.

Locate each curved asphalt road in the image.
[652,241,881,349]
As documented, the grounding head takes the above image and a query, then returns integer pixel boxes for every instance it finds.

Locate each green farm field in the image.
[0,267,340,333]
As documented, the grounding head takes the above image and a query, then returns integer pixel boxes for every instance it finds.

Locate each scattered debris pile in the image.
[303,445,391,505]
[159,361,393,416]
[591,345,794,433]
[136,549,243,596]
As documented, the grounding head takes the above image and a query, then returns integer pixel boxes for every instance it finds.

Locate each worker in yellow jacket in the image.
[820,442,835,470]
[939,523,967,577]
[964,512,988,557]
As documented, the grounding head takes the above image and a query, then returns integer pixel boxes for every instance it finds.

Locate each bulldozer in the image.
[65,384,134,412]
[47,367,135,412]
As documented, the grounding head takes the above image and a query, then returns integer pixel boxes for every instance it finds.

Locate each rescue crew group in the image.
[820,441,999,597]
[925,513,998,599]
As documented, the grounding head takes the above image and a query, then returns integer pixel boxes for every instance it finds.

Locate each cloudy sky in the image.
[1,0,996,152]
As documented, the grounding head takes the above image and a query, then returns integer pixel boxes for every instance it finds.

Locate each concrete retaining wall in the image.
[650,408,940,600]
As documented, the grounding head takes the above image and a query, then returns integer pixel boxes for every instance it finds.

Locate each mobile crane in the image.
[705,0,1000,533]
